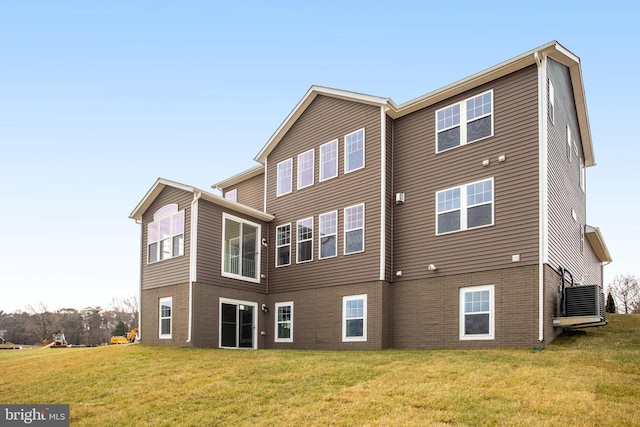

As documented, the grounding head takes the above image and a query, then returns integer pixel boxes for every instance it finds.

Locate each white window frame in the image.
[344,203,365,255]
[296,217,313,264]
[436,178,494,235]
[459,285,494,340]
[319,210,338,259]
[297,149,314,190]
[320,139,338,182]
[274,301,294,343]
[342,294,367,342]
[277,158,292,197]
[224,188,237,202]
[147,204,185,264]
[548,79,555,124]
[159,297,172,339]
[436,89,494,153]
[275,223,291,267]
[344,128,365,174]
[221,213,261,283]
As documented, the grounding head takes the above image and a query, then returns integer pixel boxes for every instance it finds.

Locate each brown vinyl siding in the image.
[224,172,264,211]
[195,198,268,293]
[140,187,192,290]
[392,65,540,280]
[546,58,592,282]
[265,95,383,293]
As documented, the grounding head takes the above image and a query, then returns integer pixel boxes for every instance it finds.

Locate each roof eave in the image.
[129,178,274,223]
[254,85,390,164]
[211,164,264,191]
[585,225,612,264]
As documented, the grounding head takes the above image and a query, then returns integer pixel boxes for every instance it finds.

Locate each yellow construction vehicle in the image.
[110,327,139,345]
[42,331,68,348]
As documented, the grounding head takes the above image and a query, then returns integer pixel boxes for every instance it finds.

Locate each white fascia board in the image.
[211,164,264,191]
[130,177,274,223]
[254,86,390,164]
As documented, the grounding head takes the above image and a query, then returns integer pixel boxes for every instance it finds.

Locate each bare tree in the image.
[26,303,53,342]
[608,274,640,314]
[109,295,139,329]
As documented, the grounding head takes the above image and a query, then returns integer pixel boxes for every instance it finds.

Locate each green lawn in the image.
[1,314,639,426]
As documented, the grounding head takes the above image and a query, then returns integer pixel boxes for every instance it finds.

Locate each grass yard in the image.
[1,314,639,426]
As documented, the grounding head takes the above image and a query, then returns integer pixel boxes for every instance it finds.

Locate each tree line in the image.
[0,296,138,346]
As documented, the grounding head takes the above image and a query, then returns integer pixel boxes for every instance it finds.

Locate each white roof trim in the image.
[251,41,594,168]
[211,164,264,191]
[585,225,612,264]
[129,178,274,222]
[254,86,390,163]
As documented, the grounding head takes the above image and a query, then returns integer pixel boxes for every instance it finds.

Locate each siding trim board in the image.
[379,106,387,281]
[538,54,548,343]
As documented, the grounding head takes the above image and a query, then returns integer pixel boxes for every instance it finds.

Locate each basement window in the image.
[159,297,172,339]
[460,285,494,340]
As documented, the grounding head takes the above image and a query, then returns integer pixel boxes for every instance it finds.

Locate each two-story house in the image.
[129,41,611,350]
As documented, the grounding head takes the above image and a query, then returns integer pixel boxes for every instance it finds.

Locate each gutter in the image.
[187,191,202,343]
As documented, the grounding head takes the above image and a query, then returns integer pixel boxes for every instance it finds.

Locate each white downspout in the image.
[379,106,387,281]
[536,51,547,343]
[136,219,143,341]
[187,191,202,343]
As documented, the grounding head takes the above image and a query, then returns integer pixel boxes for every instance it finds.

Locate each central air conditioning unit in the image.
[553,267,607,329]
[564,284,605,318]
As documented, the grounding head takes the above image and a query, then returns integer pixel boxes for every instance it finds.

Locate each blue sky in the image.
[1,1,638,312]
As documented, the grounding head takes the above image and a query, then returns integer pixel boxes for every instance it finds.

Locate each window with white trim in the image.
[275,302,293,343]
[460,285,494,340]
[224,189,237,202]
[436,90,493,152]
[276,224,291,267]
[297,149,314,189]
[277,158,292,196]
[147,204,185,263]
[319,211,337,259]
[320,139,338,181]
[436,178,493,235]
[296,217,313,263]
[159,297,172,339]
[222,214,260,282]
[548,79,555,124]
[344,128,365,173]
[344,203,364,254]
[343,294,367,342]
